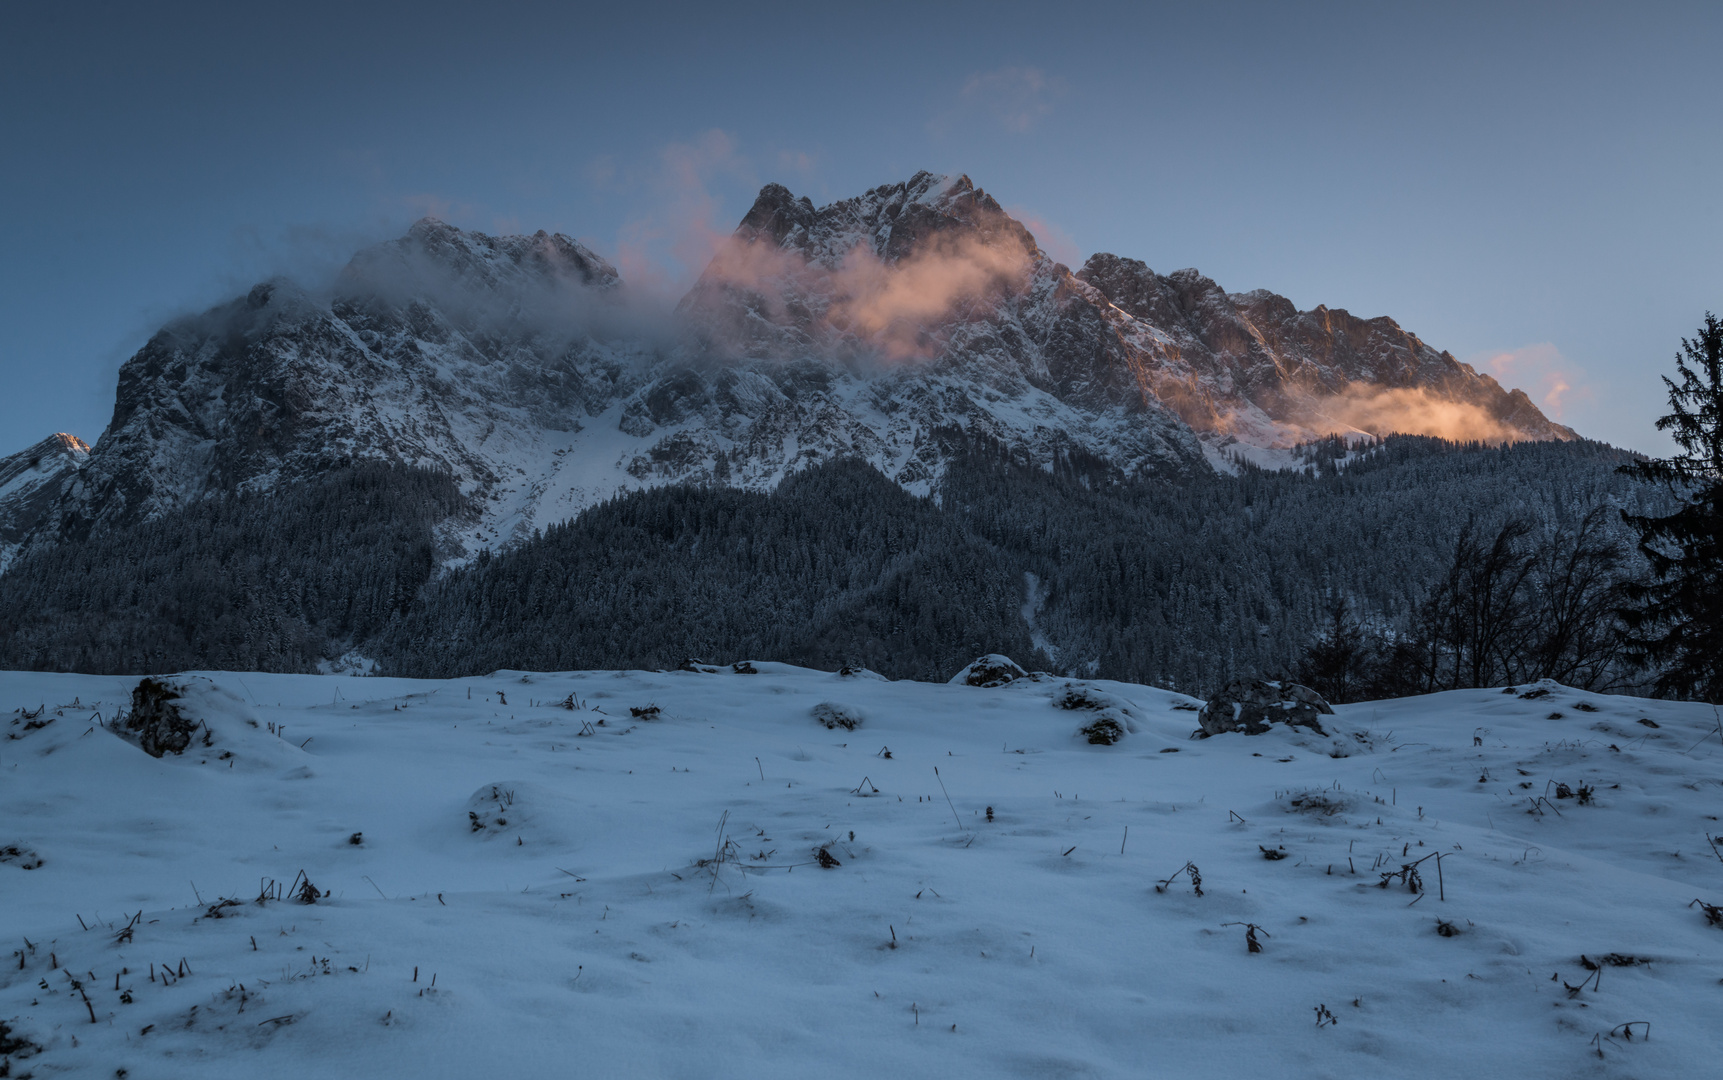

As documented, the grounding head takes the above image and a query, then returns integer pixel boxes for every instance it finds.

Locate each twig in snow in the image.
[1155,862,1203,897]
[1690,898,1723,927]
[934,766,966,834]
[1221,922,1269,953]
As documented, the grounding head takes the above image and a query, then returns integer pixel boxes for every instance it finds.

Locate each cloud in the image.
[611,129,759,299]
[950,66,1064,133]
[399,192,480,223]
[1291,384,1525,444]
[688,228,1034,361]
[776,149,818,177]
[926,66,1066,137]
[1007,205,1082,268]
[826,233,1032,358]
[1477,342,1592,420]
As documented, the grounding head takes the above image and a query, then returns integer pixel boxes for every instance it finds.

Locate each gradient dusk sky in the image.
[3,0,1718,457]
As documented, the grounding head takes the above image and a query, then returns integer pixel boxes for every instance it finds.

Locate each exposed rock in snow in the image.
[1197,678,1335,737]
[951,654,1030,688]
[115,675,305,769]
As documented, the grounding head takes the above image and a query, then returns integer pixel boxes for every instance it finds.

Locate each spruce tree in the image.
[1618,313,1723,701]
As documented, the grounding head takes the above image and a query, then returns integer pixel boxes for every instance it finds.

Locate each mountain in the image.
[0,172,1574,564]
[0,433,88,574]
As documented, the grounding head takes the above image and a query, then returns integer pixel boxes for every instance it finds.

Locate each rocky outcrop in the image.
[951,654,1030,688]
[0,434,88,573]
[126,678,199,758]
[1076,255,1575,447]
[1197,679,1334,737]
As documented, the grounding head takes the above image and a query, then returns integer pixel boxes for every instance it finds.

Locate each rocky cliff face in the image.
[0,172,1575,567]
[0,434,88,573]
[1075,253,1572,450]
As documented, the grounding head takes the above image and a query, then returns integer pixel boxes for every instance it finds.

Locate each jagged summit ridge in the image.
[0,434,89,573]
[345,217,621,297]
[0,172,1575,567]
[1074,253,1574,448]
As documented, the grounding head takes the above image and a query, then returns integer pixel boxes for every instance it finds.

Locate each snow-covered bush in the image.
[812,702,863,731]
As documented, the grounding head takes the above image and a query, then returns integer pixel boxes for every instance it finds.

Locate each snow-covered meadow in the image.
[3,663,1721,1078]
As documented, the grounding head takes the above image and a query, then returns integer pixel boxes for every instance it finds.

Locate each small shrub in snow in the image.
[1690,898,1723,927]
[0,844,43,869]
[1154,862,1203,896]
[467,784,521,834]
[812,702,863,731]
[0,1017,42,1060]
[1221,921,1268,953]
[1286,790,1350,816]
[289,869,322,904]
[1079,717,1125,745]
[630,705,661,720]
[1053,685,1107,711]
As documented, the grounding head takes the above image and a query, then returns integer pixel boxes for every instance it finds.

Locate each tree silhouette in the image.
[1618,313,1723,701]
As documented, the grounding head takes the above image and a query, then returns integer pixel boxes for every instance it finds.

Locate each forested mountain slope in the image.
[0,437,1657,694]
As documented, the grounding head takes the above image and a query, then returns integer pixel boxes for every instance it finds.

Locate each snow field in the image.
[2,666,1721,1078]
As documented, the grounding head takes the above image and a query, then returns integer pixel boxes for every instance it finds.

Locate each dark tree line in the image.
[377,459,1036,681]
[1294,507,1634,702]
[0,432,1674,697]
[0,465,462,674]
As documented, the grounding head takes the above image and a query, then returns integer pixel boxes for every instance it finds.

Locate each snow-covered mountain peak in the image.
[0,433,88,573]
[0,172,1581,570]
[342,217,621,305]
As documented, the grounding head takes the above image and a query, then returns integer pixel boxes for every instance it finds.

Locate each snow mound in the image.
[115,676,307,771]
[949,654,1028,687]
[811,702,864,731]
[1052,681,1144,745]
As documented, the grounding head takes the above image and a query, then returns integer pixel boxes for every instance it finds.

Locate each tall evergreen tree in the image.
[1618,313,1723,701]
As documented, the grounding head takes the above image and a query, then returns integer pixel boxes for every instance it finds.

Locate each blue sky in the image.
[3,0,1718,456]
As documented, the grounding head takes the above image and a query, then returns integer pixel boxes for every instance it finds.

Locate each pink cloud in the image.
[1477,343,1593,419]
[691,228,1033,361]
[1007,205,1083,269]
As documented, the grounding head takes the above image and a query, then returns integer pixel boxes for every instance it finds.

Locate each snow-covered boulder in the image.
[1052,681,1143,745]
[116,676,305,769]
[950,654,1028,688]
[1197,678,1333,737]
[466,783,528,836]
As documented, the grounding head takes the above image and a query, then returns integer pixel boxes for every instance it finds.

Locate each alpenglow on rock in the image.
[0,434,88,574]
[0,171,1576,569]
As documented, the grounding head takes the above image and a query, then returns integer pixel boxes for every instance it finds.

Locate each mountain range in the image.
[0,171,1574,572]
